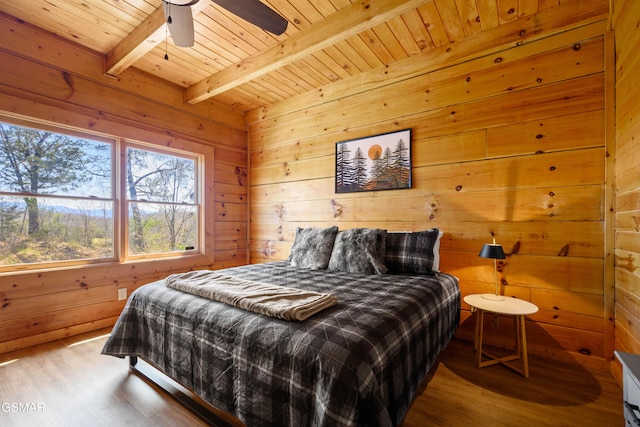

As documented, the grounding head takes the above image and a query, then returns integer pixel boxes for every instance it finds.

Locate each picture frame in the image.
[335,128,412,193]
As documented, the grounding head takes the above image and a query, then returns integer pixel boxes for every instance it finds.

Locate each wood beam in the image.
[185,0,434,104]
[105,2,209,76]
[105,5,166,76]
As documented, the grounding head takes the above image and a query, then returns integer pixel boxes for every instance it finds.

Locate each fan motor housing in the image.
[164,0,200,6]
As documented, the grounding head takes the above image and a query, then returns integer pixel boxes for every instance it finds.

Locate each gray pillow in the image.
[328,228,388,275]
[288,226,339,269]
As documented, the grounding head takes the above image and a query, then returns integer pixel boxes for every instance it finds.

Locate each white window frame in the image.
[122,140,204,261]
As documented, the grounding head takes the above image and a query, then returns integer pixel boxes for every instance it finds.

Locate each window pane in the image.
[0,121,112,198]
[128,202,197,255]
[127,147,196,203]
[127,146,198,256]
[0,196,114,265]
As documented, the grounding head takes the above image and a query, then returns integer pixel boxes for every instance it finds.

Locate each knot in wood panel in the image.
[261,240,277,259]
[557,244,570,256]
[235,167,247,186]
[331,199,344,218]
[615,254,637,273]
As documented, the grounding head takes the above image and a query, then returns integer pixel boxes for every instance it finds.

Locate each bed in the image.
[102,227,460,426]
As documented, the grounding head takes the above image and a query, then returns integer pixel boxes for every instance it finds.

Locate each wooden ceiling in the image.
[1,0,566,113]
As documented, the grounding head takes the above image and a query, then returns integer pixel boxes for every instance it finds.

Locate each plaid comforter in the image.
[102,261,460,426]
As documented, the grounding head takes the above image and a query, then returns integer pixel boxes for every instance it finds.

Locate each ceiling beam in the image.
[105,2,209,77]
[185,0,434,104]
[104,6,165,76]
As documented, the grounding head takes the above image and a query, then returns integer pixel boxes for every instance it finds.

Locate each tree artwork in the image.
[335,129,412,193]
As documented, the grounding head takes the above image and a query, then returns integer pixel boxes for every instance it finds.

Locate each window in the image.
[126,145,199,256]
[0,116,204,270]
[0,120,114,266]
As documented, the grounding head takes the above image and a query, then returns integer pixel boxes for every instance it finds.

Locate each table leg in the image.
[514,315,521,359]
[520,315,530,378]
[476,309,485,368]
[474,312,531,377]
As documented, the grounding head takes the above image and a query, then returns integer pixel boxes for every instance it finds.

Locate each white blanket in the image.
[165,270,338,321]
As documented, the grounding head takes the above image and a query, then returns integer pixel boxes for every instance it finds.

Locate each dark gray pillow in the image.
[385,229,442,274]
[288,226,339,269]
[328,228,387,275]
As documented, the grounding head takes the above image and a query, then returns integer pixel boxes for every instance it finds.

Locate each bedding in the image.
[102,261,459,426]
[165,270,338,321]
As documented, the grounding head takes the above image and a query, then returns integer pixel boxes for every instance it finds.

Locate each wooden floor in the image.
[0,329,624,426]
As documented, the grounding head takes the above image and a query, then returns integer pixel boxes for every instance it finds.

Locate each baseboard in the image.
[0,317,118,355]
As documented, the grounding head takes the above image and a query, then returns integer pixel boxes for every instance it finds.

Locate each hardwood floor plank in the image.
[402,339,624,426]
[0,329,624,426]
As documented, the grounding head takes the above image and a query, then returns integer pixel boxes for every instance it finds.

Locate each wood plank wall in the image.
[246,4,614,369]
[0,13,249,354]
[612,0,640,382]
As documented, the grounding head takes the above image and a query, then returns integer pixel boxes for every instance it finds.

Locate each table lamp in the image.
[479,238,506,301]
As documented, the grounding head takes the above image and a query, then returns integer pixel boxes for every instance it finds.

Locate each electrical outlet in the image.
[117,288,127,301]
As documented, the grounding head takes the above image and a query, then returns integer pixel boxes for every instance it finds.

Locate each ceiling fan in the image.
[162,0,288,48]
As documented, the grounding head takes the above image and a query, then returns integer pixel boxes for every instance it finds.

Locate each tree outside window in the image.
[0,118,202,268]
[0,121,113,265]
[126,146,198,255]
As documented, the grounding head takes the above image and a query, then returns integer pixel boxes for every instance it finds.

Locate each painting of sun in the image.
[367,144,383,160]
[335,128,411,193]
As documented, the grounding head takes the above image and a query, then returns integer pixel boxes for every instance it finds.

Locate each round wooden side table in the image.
[463,294,539,377]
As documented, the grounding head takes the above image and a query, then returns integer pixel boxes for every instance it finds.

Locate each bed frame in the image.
[129,356,243,427]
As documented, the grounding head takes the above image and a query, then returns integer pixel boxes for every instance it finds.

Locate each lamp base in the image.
[481,294,506,301]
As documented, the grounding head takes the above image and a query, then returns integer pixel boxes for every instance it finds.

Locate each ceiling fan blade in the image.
[212,0,288,35]
[163,2,195,47]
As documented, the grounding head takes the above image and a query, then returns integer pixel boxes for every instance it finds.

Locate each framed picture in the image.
[335,128,412,193]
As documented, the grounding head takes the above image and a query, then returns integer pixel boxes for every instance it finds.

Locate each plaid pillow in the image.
[385,229,443,274]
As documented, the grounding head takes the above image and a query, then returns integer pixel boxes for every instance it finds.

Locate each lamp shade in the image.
[479,244,506,259]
